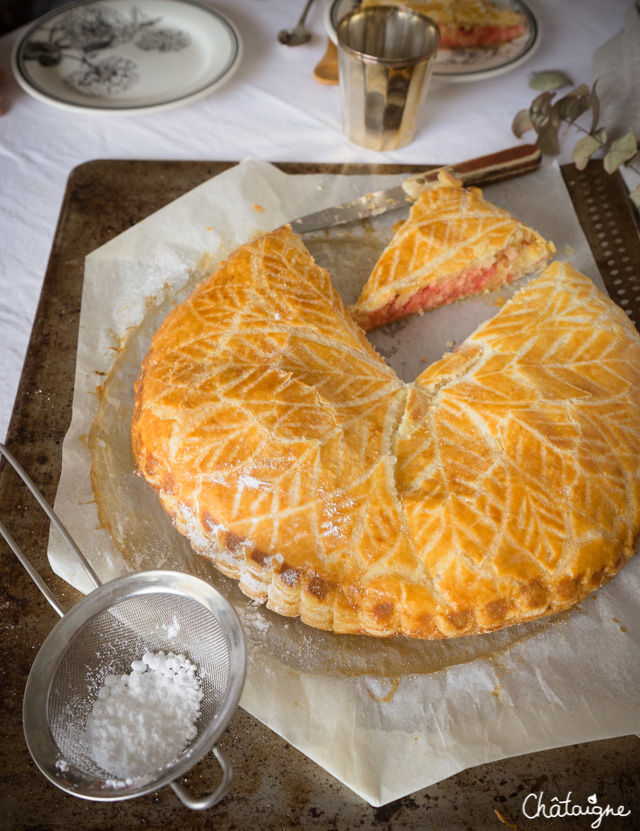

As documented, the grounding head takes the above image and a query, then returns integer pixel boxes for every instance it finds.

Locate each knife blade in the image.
[290,144,542,235]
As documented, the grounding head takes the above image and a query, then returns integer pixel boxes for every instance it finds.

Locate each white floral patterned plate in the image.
[325,0,540,83]
[11,0,242,114]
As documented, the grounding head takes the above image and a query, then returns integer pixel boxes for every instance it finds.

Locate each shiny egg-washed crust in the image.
[132,227,640,639]
[350,172,555,330]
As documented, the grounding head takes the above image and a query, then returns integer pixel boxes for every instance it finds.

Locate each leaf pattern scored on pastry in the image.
[132,227,640,639]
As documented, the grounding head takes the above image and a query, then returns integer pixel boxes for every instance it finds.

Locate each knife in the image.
[290,144,542,235]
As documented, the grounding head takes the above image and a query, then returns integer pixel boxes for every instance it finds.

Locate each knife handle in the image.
[402,144,542,200]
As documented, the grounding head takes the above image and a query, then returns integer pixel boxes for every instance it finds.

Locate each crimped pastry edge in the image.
[159,463,638,640]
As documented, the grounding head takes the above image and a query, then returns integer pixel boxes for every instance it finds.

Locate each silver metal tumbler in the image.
[336,6,441,151]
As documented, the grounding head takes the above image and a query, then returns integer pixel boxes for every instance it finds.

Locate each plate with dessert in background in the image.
[325,0,540,82]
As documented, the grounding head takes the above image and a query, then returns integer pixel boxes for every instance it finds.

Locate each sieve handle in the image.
[169,746,233,811]
[0,443,101,617]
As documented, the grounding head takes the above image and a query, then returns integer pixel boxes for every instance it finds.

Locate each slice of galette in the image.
[350,171,555,332]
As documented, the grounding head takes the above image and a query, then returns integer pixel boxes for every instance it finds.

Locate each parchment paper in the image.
[50,158,640,807]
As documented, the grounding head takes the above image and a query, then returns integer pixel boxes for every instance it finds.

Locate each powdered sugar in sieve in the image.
[86,651,203,783]
[0,443,246,810]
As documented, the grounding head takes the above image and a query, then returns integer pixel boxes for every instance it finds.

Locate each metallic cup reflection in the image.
[336,6,440,151]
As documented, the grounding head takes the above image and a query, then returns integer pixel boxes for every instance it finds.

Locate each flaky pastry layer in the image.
[132,228,640,638]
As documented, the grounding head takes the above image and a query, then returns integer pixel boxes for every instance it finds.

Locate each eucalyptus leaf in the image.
[536,121,561,155]
[512,108,534,137]
[530,91,556,131]
[572,134,601,170]
[529,70,573,92]
[604,131,638,173]
[629,184,640,209]
[572,83,590,96]
[553,85,590,125]
[589,79,600,134]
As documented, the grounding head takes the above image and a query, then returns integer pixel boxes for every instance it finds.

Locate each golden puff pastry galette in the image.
[132,227,640,639]
[350,172,555,331]
[360,0,527,49]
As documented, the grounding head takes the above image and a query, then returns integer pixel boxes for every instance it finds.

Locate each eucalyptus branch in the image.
[512,70,640,207]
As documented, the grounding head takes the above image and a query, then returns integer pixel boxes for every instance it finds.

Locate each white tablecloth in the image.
[0,0,632,440]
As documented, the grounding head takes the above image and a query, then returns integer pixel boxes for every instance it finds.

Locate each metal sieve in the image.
[0,443,246,810]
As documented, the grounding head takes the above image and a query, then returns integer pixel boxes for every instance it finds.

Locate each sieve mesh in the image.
[47,591,232,782]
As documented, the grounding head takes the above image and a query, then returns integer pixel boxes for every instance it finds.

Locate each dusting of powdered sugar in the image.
[320,520,342,538]
[238,474,271,491]
[318,496,355,541]
[86,651,202,782]
[163,616,180,639]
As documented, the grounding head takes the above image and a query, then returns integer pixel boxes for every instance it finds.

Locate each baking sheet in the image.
[49,158,640,806]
